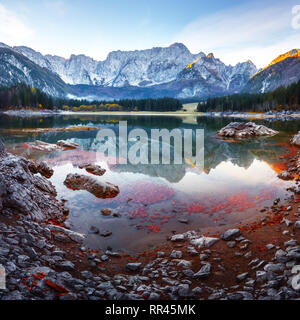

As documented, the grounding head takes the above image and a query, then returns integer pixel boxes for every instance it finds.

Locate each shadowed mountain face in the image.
[1,42,299,100]
[0,48,67,97]
[244,49,300,93]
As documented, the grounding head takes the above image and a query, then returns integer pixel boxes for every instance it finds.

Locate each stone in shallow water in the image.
[101,209,112,216]
[217,122,278,138]
[64,173,119,199]
[79,163,106,176]
[89,226,99,234]
[100,230,112,237]
[178,218,189,224]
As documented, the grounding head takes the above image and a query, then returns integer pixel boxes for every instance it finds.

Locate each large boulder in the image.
[217,122,278,138]
[291,131,300,146]
[64,173,119,199]
[0,149,65,222]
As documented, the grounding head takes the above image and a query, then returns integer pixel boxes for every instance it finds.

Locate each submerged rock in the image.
[217,122,278,138]
[100,230,112,237]
[291,131,300,146]
[101,209,112,216]
[64,173,119,199]
[79,163,106,176]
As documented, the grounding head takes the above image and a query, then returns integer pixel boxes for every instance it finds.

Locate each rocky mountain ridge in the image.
[0,42,299,100]
[0,42,257,99]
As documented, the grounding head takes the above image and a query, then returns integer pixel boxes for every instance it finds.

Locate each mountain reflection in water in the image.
[1,114,298,253]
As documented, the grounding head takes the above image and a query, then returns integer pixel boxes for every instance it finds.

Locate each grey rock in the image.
[171,234,185,242]
[227,241,236,248]
[190,236,219,248]
[294,221,300,229]
[194,263,211,279]
[177,260,192,268]
[275,249,289,263]
[236,272,249,282]
[221,229,241,241]
[55,261,75,271]
[177,284,190,297]
[256,271,267,283]
[126,263,142,272]
[170,250,183,259]
[148,292,160,300]
[266,244,275,250]
[264,263,285,273]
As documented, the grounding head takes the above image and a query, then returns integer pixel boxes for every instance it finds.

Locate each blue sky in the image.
[0,0,299,67]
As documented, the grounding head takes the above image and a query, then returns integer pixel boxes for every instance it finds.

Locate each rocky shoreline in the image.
[1,138,300,300]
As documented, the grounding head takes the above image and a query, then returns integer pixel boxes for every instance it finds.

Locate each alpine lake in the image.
[1,113,298,254]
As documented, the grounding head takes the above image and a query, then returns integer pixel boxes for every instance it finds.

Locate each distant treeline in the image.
[198,79,300,112]
[0,84,182,112]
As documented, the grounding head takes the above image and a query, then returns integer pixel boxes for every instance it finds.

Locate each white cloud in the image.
[175,2,298,68]
[0,4,34,42]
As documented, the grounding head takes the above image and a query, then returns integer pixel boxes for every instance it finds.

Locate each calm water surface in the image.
[0,114,298,254]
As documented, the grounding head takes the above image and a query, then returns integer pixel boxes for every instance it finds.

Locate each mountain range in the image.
[0,41,299,101]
